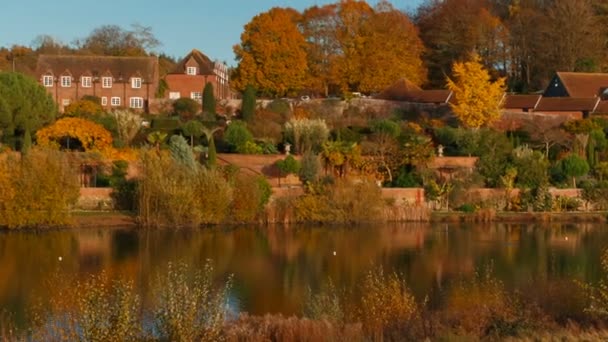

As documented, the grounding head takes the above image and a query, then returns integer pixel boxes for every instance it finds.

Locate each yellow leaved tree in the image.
[36,117,114,156]
[446,55,506,128]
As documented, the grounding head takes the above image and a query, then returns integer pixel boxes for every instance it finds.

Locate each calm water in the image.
[1,223,607,325]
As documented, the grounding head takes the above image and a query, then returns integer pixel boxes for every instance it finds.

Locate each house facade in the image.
[35,55,159,112]
[164,49,231,102]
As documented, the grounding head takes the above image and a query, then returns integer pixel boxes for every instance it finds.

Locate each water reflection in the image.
[1,223,607,326]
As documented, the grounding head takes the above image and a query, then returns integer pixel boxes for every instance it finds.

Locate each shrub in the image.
[236,140,263,154]
[172,97,200,121]
[109,160,137,211]
[284,118,329,154]
[241,85,256,122]
[223,120,254,152]
[298,151,320,184]
[231,175,272,222]
[0,149,80,228]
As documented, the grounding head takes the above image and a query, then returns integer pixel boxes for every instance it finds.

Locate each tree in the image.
[0,72,57,149]
[232,7,309,96]
[276,155,301,186]
[147,131,167,152]
[562,154,590,188]
[172,98,200,121]
[223,120,254,152]
[201,125,222,168]
[64,99,104,117]
[181,120,204,147]
[446,55,506,128]
[75,24,160,56]
[36,117,114,155]
[241,85,256,122]
[202,82,216,114]
[358,1,426,93]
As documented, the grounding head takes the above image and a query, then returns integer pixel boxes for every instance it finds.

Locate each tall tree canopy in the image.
[0,72,56,148]
[74,24,160,56]
[232,7,309,97]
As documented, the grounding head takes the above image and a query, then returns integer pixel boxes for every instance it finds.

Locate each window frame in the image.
[110,97,121,106]
[60,76,72,88]
[190,92,202,100]
[186,66,197,75]
[43,75,54,87]
[169,92,181,99]
[129,97,144,109]
[102,77,113,88]
[101,97,108,106]
[131,77,142,89]
[81,76,92,88]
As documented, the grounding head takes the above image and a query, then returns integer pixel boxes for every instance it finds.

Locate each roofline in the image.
[445,91,453,103]
[533,95,542,110]
[593,97,601,113]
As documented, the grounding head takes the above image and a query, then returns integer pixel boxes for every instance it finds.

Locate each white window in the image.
[102,77,113,88]
[43,75,53,87]
[169,92,181,99]
[191,92,202,100]
[111,97,121,106]
[186,66,197,75]
[81,76,92,88]
[61,99,71,106]
[131,77,142,89]
[60,76,71,87]
[129,97,144,109]
[101,97,108,106]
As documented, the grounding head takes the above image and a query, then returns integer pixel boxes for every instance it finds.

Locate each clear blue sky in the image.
[1,0,423,66]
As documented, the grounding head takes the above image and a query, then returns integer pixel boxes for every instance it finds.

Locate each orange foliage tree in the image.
[36,117,113,155]
[232,7,309,97]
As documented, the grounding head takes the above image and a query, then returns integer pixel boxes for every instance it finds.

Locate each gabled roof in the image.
[400,90,453,104]
[36,55,158,82]
[503,94,541,109]
[535,97,599,112]
[170,49,215,75]
[376,78,422,101]
[553,72,608,98]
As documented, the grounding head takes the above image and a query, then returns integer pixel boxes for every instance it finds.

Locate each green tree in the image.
[201,125,222,168]
[0,72,57,149]
[299,151,320,184]
[21,129,31,154]
[223,120,254,152]
[181,120,204,147]
[169,135,196,170]
[562,154,590,188]
[512,146,549,190]
[241,85,256,122]
[147,131,167,152]
[172,98,200,121]
[202,82,216,114]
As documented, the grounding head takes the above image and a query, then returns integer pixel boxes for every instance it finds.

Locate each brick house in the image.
[35,55,159,113]
[164,49,231,102]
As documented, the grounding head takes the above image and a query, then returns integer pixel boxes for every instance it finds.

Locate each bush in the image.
[457,203,476,213]
[223,120,254,152]
[298,152,320,184]
[109,160,137,211]
[172,97,200,121]
[0,149,80,228]
[231,175,272,222]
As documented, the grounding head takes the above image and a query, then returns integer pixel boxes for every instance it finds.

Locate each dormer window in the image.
[81,76,92,88]
[60,76,71,87]
[186,66,197,75]
[131,77,142,89]
[43,75,53,87]
[102,77,113,88]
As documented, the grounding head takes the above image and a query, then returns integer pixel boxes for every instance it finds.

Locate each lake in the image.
[1,222,607,328]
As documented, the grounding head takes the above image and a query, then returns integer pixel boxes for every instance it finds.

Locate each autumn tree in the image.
[358,1,426,93]
[74,24,160,56]
[233,7,309,97]
[0,72,57,149]
[446,55,506,128]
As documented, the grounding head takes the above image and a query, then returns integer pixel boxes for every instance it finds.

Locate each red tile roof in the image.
[401,90,453,104]
[535,97,599,112]
[170,49,215,75]
[376,78,422,101]
[503,94,541,109]
[555,72,608,98]
[36,55,158,82]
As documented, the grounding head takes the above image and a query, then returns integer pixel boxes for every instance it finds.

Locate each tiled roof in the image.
[36,55,158,82]
[535,97,599,112]
[401,90,453,104]
[503,94,541,109]
[376,78,422,101]
[555,72,608,98]
[171,49,215,75]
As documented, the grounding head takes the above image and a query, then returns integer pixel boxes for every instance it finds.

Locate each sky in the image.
[0,0,424,66]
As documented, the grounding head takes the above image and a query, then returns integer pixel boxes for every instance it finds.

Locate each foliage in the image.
[137,149,233,226]
[232,7,309,96]
[241,85,256,122]
[512,146,549,190]
[0,149,79,228]
[561,154,590,187]
[202,82,216,114]
[147,131,167,151]
[110,109,142,147]
[63,99,104,117]
[446,55,506,128]
[172,97,200,121]
[320,140,361,177]
[36,117,114,155]
[284,118,329,154]
[0,72,57,149]
[223,120,254,152]
[153,262,231,342]
[181,120,204,147]
[109,160,137,211]
[276,155,301,177]
[75,24,160,56]
[298,151,320,184]
[236,140,263,154]
[475,129,513,187]
[169,135,196,170]
[231,175,272,222]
